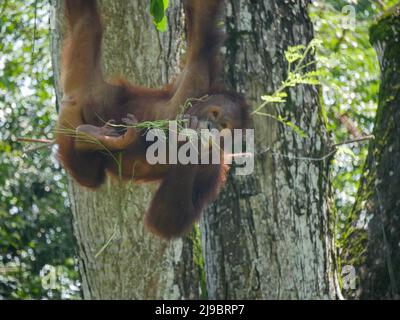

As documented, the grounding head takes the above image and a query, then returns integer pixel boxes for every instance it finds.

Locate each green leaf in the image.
[284,45,306,63]
[155,16,168,32]
[150,0,165,23]
[261,92,288,103]
[150,0,169,32]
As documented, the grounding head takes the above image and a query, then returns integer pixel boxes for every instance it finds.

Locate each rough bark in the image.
[52,0,338,300]
[51,0,202,300]
[342,7,400,300]
[201,0,338,299]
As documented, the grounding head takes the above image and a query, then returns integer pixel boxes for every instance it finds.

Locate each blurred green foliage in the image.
[309,0,396,246]
[0,0,80,299]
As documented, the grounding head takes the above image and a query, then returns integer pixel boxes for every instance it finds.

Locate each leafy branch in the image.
[252,39,323,137]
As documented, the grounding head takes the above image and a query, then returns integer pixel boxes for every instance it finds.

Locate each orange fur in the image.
[57,0,249,239]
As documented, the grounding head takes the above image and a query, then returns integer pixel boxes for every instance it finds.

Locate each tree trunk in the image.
[52,0,338,300]
[342,7,400,300]
[51,0,202,300]
[201,0,338,299]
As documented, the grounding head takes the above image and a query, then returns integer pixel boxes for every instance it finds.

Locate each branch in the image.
[17,137,55,154]
[257,135,374,162]
[332,135,375,148]
[17,137,54,144]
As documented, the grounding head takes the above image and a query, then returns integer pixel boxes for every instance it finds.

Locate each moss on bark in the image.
[342,6,400,300]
